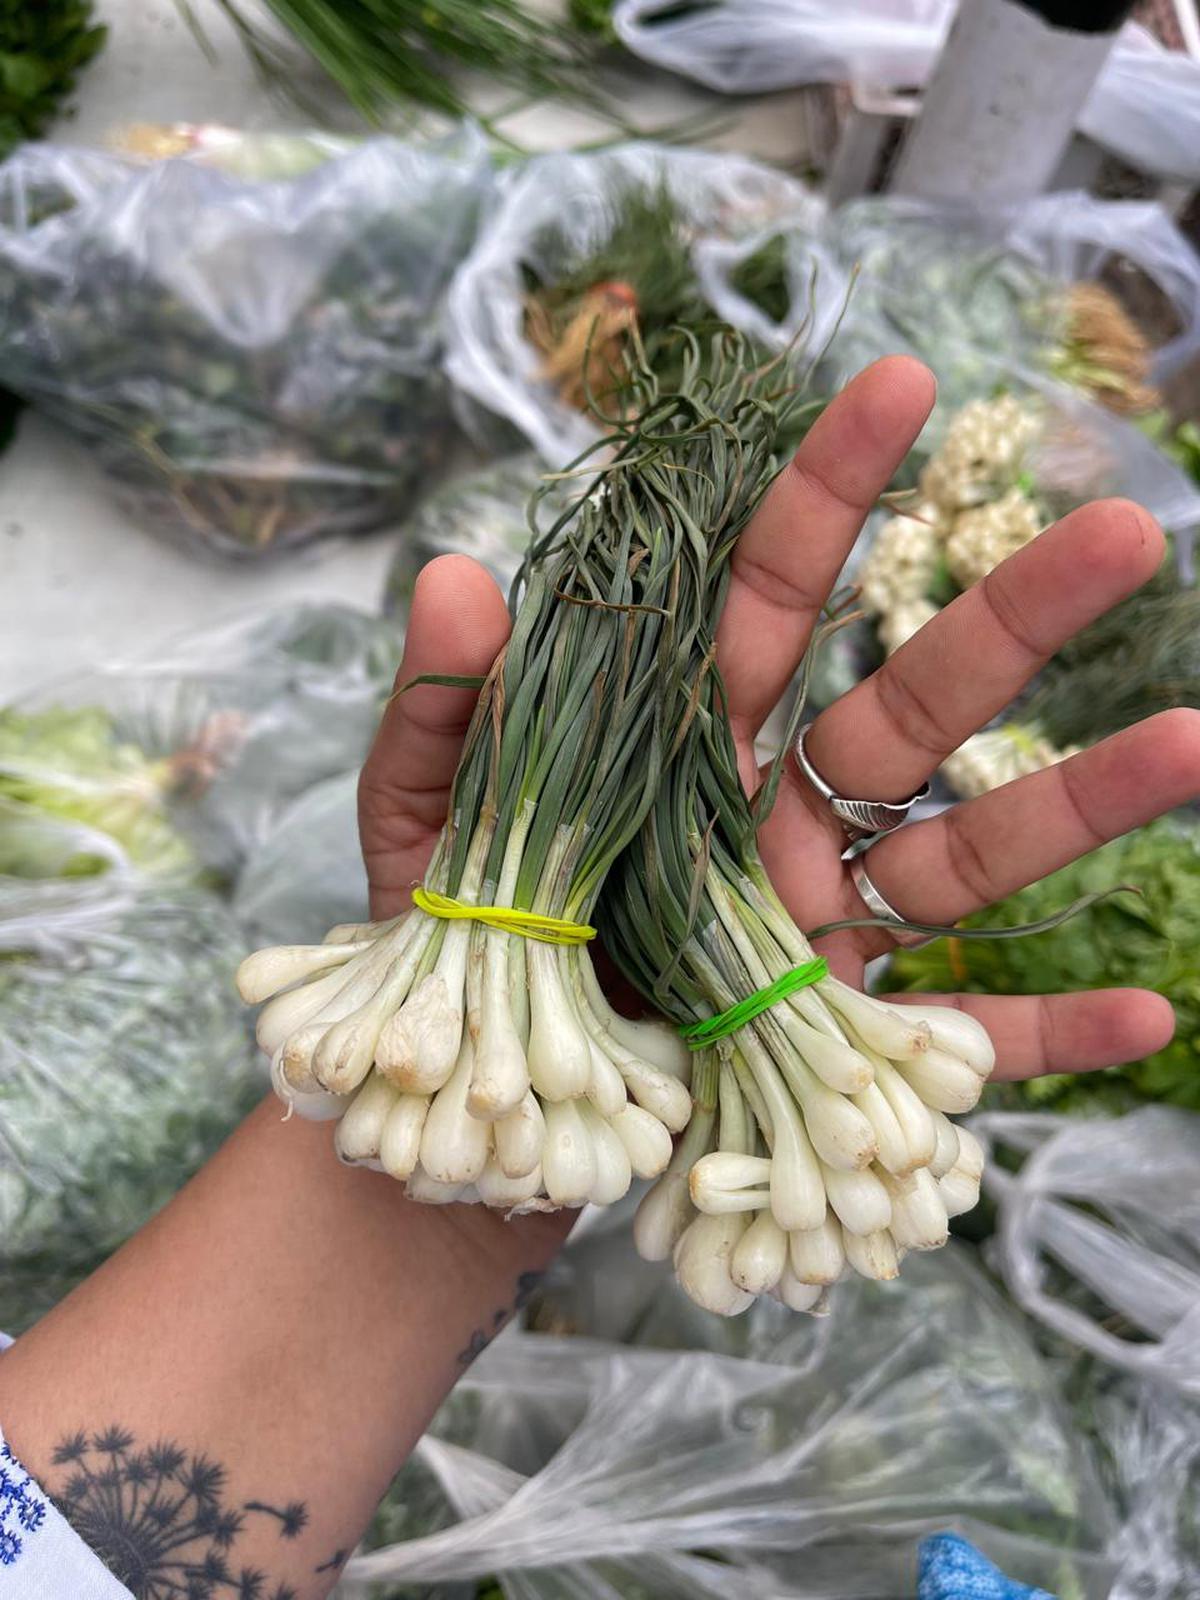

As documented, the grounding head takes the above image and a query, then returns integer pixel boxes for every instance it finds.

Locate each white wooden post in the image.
[889,0,1135,203]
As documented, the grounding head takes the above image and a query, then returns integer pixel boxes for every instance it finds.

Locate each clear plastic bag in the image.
[0,128,492,557]
[15,604,402,890]
[232,768,367,948]
[612,3,1200,185]
[382,453,567,614]
[1083,1375,1200,1600]
[824,287,1200,543]
[974,1108,1200,1397]
[613,0,949,95]
[692,220,847,362]
[0,605,402,1329]
[341,1242,1116,1599]
[828,191,1200,390]
[444,144,837,468]
[0,882,261,1334]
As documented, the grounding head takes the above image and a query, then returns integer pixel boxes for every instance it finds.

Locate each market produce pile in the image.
[443,143,839,468]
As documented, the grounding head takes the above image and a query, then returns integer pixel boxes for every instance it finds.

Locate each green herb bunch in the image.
[200,0,596,122]
[235,333,785,1215]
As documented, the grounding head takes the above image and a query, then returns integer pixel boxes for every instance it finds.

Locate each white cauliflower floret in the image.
[858,509,942,615]
[919,395,1039,513]
[944,488,1043,590]
[878,598,938,655]
[941,724,1078,799]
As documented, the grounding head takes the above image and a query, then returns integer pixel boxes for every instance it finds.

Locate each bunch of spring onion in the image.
[235,336,787,1213]
[602,365,994,1316]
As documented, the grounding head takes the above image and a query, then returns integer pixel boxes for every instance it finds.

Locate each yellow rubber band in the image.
[411,886,596,946]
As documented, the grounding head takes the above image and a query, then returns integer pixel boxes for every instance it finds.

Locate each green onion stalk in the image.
[602,405,995,1320]
[235,336,787,1213]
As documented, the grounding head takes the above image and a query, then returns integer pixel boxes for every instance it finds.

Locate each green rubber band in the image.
[680,957,830,1049]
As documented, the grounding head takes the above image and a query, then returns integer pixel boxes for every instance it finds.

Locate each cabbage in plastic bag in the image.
[0,604,405,1329]
[0,703,199,883]
[18,604,403,884]
[0,129,492,557]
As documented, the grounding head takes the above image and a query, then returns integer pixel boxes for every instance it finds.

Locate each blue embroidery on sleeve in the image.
[0,1436,48,1567]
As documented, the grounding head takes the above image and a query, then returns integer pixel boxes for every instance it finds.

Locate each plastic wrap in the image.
[382,454,566,613]
[828,192,1200,391]
[1083,1375,1200,1600]
[0,885,261,1333]
[612,3,1200,184]
[16,605,402,890]
[341,1242,1114,1599]
[0,129,491,557]
[975,1108,1200,1397]
[232,769,367,948]
[444,144,837,468]
[0,605,403,1327]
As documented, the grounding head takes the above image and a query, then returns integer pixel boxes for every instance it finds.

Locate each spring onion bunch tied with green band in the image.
[235,336,789,1213]
[603,446,994,1320]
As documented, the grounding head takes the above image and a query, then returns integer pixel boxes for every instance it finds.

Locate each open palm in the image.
[361,358,1195,1084]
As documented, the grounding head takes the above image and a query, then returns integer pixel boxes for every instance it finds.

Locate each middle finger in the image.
[851,708,1200,957]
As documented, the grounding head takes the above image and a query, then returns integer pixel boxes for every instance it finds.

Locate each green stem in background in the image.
[188,0,605,125]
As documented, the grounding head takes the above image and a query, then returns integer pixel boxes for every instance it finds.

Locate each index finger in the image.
[718,356,937,739]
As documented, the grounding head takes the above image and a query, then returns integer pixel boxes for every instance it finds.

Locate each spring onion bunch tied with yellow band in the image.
[235,335,788,1213]
[604,500,994,1321]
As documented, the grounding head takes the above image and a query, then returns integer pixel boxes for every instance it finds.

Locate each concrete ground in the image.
[1,0,815,699]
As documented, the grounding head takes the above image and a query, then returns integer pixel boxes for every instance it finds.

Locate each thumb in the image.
[359,555,511,911]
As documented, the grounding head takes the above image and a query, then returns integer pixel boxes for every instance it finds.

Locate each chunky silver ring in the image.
[849,856,933,949]
[795,723,930,845]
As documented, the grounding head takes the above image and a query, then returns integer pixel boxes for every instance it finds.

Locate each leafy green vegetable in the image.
[0,889,261,1332]
[1023,554,1200,748]
[0,706,196,880]
[568,0,619,42]
[885,817,1200,1114]
[0,0,105,160]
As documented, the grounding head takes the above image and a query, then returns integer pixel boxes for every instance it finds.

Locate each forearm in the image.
[0,1095,571,1595]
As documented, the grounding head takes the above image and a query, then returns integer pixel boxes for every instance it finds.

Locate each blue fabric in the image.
[918,1533,1057,1600]
[0,1373,133,1597]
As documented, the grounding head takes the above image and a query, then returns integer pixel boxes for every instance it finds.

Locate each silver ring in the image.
[795,723,930,846]
[849,856,933,949]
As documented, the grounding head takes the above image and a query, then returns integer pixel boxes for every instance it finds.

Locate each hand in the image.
[360,357,1195,1088]
[718,357,1194,1080]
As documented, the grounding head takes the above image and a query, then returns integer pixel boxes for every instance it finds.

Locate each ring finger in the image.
[847,708,1200,958]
